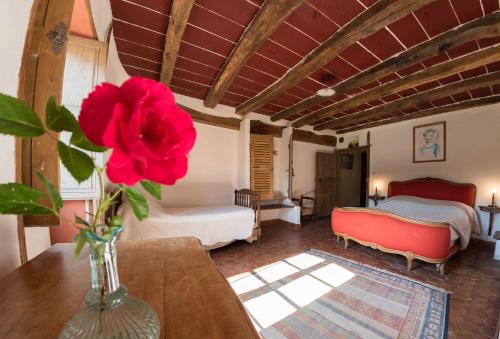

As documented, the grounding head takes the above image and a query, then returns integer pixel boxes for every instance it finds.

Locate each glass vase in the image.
[59,227,160,338]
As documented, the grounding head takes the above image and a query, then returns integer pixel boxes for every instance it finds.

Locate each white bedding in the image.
[118,198,255,246]
[375,195,480,249]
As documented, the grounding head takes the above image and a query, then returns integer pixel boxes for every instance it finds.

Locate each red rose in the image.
[78,77,196,186]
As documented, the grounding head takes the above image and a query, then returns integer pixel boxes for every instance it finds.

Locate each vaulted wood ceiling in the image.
[110,0,500,133]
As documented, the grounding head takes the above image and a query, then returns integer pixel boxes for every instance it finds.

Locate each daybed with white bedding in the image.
[116,188,261,249]
[332,178,478,275]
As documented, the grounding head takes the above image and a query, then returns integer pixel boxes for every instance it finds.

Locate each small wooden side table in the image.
[479,205,499,236]
[369,195,386,206]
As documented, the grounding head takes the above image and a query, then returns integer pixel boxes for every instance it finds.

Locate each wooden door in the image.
[315,152,336,217]
[250,134,274,200]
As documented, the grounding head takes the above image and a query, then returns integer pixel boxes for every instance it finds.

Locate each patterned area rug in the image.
[229,249,449,339]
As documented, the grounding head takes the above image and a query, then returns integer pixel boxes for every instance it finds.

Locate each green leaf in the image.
[70,128,107,152]
[124,187,149,221]
[57,141,94,183]
[140,180,161,200]
[74,229,87,259]
[46,97,79,132]
[0,183,52,215]
[35,170,62,212]
[0,93,45,136]
[109,215,123,227]
[74,213,90,227]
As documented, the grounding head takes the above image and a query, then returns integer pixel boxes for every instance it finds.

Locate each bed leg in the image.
[336,235,340,243]
[438,262,446,276]
[343,237,349,249]
[406,256,413,272]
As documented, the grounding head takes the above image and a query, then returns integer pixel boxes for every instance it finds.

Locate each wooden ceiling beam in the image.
[315,70,500,131]
[179,104,241,130]
[250,120,286,138]
[271,12,500,122]
[235,0,437,116]
[293,44,500,127]
[336,95,500,134]
[159,0,195,84]
[292,129,337,147]
[204,0,305,108]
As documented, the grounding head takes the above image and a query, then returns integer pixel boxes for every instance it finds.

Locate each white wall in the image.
[162,122,240,206]
[338,103,500,240]
[0,0,33,277]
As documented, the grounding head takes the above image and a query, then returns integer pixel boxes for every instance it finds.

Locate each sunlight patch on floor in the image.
[230,273,265,295]
[285,252,325,269]
[278,275,332,307]
[311,263,356,287]
[243,291,296,329]
[254,261,299,283]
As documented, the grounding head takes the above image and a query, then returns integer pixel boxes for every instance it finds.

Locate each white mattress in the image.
[118,200,255,246]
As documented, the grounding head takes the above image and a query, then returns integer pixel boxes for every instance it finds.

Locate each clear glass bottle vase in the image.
[59,227,160,338]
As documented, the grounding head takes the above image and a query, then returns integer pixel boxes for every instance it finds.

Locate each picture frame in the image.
[340,154,354,169]
[413,121,446,163]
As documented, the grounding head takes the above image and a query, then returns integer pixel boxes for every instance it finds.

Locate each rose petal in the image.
[106,158,143,186]
[79,83,120,146]
[119,77,174,116]
[139,156,189,185]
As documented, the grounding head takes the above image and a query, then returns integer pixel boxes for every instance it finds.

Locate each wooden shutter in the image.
[250,134,274,200]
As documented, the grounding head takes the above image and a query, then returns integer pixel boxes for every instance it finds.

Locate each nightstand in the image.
[369,195,386,207]
[479,205,499,236]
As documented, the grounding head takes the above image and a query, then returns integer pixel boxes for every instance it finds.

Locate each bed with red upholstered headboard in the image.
[332,177,477,276]
[387,177,476,207]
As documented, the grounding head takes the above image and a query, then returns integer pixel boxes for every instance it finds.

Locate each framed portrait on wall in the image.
[413,121,446,163]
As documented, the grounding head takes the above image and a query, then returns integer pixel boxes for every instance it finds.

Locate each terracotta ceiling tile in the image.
[398,63,425,76]
[438,74,461,85]
[114,38,162,62]
[175,57,219,78]
[188,4,246,43]
[414,0,460,37]
[254,40,302,68]
[422,54,449,67]
[308,0,365,26]
[245,54,288,78]
[323,56,359,80]
[416,102,434,110]
[470,87,493,98]
[452,91,472,101]
[415,80,441,91]
[285,3,339,43]
[182,25,235,56]
[308,69,340,86]
[359,81,379,91]
[380,93,400,102]
[486,61,500,73]
[450,0,483,23]
[339,43,379,70]
[492,84,500,94]
[195,0,258,26]
[359,29,405,60]
[388,14,428,48]
[238,66,275,86]
[398,88,418,97]
[447,41,479,58]
[178,42,226,69]
[130,0,172,14]
[432,96,455,106]
[111,0,168,33]
[379,73,400,84]
[269,23,318,57]
[481,0,500,14]
[367,99,385,106]
[113,20,164,50]
[120,53,161,73]
[460,65,487,79]
[478,36,500,48]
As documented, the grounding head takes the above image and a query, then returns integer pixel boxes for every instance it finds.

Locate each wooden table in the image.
[0,237,259,339]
